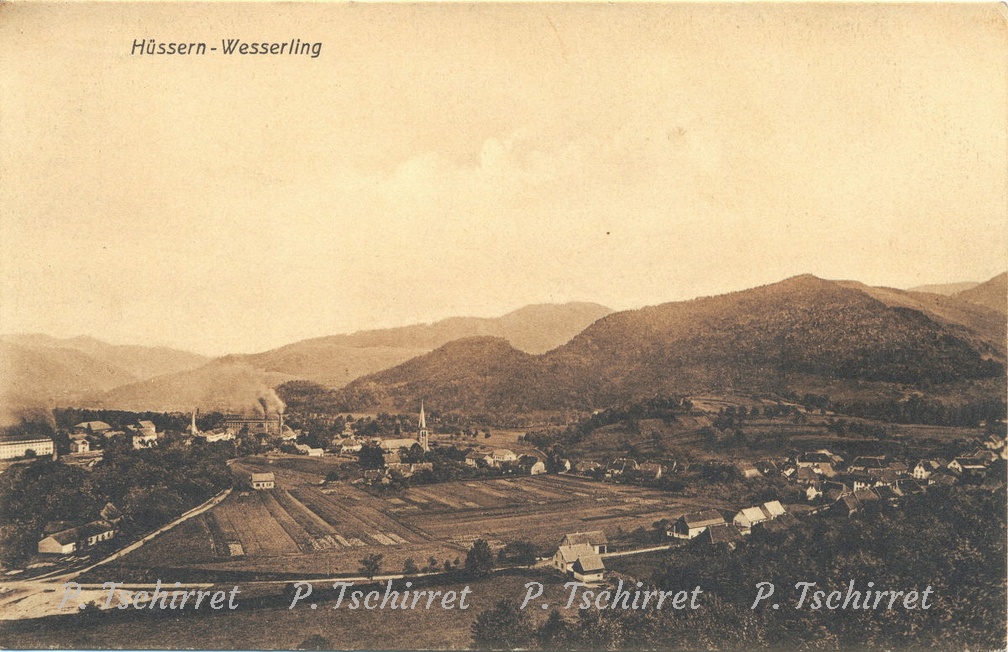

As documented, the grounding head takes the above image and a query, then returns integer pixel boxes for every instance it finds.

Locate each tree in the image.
[465,538,495,578]
[357,444,385,470]
[402,557,419,575]
[497,540,537,567]
[359,553,383,579]
[471,599,534,650]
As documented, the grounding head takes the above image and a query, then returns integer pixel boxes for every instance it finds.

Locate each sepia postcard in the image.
[0,2,1005,650]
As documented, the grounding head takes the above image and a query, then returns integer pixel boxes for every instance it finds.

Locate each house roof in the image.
[705,523,743,544]
[680,510,725,529]
[75,421,111,431]
[42,520,114,546]
[556,543,595,563]
[853,488,879,502]
[762,501,786,517]
[736,506,768,524]
[380,438,420,451]
[838,494,860,512]
[492,449,516,458]
[138,420,156,430]
[465,451,489,460]
[561,531,608,547]
[250,472,275,483]
[573,554,605,573]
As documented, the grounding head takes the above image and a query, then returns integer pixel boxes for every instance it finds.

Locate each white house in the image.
[70,437,90,454]
[251,472,275,490]
[572,555,605,583]
[668,510,725,539]
[490,449,518,467]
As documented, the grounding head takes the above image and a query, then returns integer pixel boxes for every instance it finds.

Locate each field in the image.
[0,571,579,650]
[100,457,723,580]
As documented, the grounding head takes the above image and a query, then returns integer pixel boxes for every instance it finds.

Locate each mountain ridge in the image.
[338,274,1007,415]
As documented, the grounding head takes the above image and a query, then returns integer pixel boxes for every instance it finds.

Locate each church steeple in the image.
[418,401,429,452]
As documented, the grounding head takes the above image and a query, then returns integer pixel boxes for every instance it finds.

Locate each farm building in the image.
[552,542,595,573]
[559,531,608,554]
[251,472,275,490]
[572,554,605,583]
[513,456,546,475]
[37,520,116,555]
[489,449,518,467]
[668,510,725,539]
[295,443,324,457]
[733,501,787,534]
[0,437,55,460]
[465,451,492,467]
[702,523,744,548]
[73,421,112,435]
[70,437,90,454]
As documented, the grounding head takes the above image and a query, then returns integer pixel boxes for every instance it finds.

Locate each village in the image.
[1,398,1004,592]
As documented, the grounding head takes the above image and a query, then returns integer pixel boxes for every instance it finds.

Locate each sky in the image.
[1,3,1005,355]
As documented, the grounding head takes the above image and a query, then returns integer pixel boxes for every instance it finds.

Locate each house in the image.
[250,472,275,490]
[557,458,572,472]
[201,429,234,443]
[552,542,595,573]
[853,488,880,505]
[559,531,608,554]
[795,467,818,485]
[870,469,899,487]
[733,506,770,533]
[606,458,638,476]
[514,456,546,475]
[930,470,959,486]
[572,554,605,583]
[295,443,324,457]
[912,460,942,481]
[465,451,492,467]
[0,437,55,460]
[983,434,1005,451]
[834,493,861,517]
[574,460,602,475]
[489,449,518,467]
[383,452,402,468]
[895,478,925,496]
[37,529,78,554]
[638,462,664,480]
[363,468,388,482]
[848,456,886,474]
[738,462,762,479]
[669,510,726,539]
[702,523,744,548]
[949,457,987,476]
[806,484,823,501]
[37,520,116,555]
[763,512,799,533]
[378,438,421,453]
[73,421,112,435]
[875,485,901,505]
[338,438,363,454]
[70,437,90,454]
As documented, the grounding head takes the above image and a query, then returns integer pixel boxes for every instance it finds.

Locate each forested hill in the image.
[337,275,1007,415]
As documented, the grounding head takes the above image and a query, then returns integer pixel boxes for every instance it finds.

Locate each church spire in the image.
[418,401,429,452]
